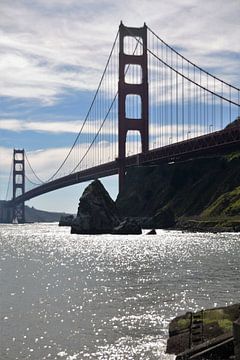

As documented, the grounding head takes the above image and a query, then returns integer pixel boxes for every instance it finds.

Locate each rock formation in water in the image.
[146,229,156,235]
[71,180,120,234]
[71,180,144,235]
[112,218,142,235]
[59,214,74,226]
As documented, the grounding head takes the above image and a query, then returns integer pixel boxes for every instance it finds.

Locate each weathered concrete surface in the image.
[234,317,240,360]
[167,303,240,356]
[176,333,234,360]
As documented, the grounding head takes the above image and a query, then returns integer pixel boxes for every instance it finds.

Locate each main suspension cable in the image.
[25,152,45,184]
[147,25,240,92]
[25,174,43,186]
[69,41,140,173]
[46,30,120,182]
[25,30,119,184]
[126,28,240,107]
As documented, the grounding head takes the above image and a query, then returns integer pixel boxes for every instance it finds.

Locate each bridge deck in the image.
[11,125,240,204]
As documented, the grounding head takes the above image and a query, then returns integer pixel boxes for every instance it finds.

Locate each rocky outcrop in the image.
[146,229,156,235]
[153,207,175,229]
[70,180,145,235]
[129,209,175,230]
[59,214,74,226]
[112,218,142,235]
[71,180,120,234]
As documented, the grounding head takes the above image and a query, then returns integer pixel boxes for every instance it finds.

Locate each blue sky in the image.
[0,0,240,213]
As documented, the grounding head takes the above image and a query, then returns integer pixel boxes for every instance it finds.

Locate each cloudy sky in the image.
[0,0,239,213]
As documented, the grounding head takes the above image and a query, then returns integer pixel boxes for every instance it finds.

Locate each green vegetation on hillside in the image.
[202,186,240,217]
[170,304,240,337]
[116,153,240,230]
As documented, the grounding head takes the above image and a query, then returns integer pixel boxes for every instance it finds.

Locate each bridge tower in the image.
[12,149,25,223]
[118,22,149,192]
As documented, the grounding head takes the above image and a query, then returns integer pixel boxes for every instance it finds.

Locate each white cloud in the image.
[0,118,116,134]
[0,0,239,104]
[0,146,12,171]
[0,0,119,103]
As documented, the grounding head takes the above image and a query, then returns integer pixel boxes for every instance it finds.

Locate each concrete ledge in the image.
[234,318,240,360]
[176,333,234,360]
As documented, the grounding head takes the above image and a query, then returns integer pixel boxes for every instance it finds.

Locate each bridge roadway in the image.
[11,124,240,205]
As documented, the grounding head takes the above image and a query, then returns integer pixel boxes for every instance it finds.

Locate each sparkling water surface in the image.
[0,223,240,360]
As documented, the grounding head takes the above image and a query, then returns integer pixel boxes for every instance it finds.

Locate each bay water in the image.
[0,223,239,359]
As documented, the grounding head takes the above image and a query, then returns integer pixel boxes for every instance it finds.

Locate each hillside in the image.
[116,152,240,231]
[25,205,72,223]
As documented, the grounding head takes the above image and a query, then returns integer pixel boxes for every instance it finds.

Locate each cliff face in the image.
[116,153,240,226]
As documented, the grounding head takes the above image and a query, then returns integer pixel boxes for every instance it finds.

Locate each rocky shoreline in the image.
[175,217,240,233]
[59,179,240,234]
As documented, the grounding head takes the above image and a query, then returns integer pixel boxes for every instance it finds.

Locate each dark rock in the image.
[146,229,156,235]
[59,214,74,226]
[129,217,155,229]
[141,217,155,229]
[116,154,240,232]
[153,207,175,229]
[71,180,119,234]
[112,218,142,235]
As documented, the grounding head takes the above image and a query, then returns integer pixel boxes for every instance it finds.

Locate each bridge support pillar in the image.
[13,149,25,223]
[0,201,13,223]
[118,22,149,193]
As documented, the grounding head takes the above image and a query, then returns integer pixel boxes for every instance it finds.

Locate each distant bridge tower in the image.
[13,149,25,223]
[118,22,149,192]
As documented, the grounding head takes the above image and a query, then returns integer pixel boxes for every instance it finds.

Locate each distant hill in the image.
[25,205,73,223]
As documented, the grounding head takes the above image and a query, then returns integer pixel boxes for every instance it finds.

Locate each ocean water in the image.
[0,223,239,360]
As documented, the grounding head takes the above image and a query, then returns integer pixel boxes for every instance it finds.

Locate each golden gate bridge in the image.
[1,22,240,223]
